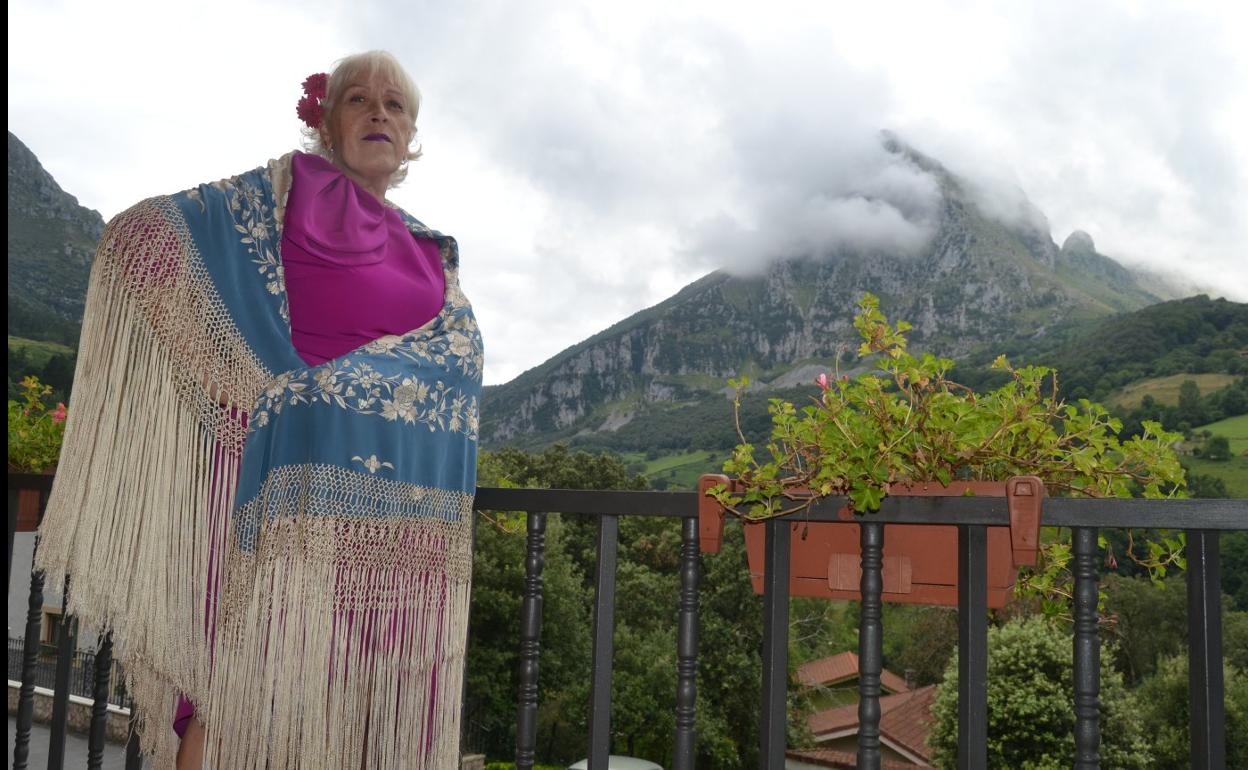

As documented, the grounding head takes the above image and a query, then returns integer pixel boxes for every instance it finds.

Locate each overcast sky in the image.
[9,0,1247,384]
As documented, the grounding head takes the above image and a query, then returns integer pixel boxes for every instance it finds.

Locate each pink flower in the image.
[815,373,830,391]
[840,374,849,382]
[51,403,67,423]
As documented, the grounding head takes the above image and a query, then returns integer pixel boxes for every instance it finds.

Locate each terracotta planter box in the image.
[698,474,1044,609]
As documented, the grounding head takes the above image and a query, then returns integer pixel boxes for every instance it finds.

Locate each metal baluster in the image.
[49,578,76,770]
[588,515,619,770]
[857,521,884,770]
[125,710,143,770]
[88,633,114,769]
[759,519,790,770]
[673,515,700,770]
[1072,527,1100,769]
[957,524,988,770]
[1186,530,1225,770]
[958,519,988,763]
[13,540,46,770]
[515,511,546,770]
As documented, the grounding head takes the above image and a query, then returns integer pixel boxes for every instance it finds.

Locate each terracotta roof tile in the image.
[808,689,913,735]
[786,747,917,769]
[806,685,938,764]
[796,651,861,687]
[807,700,860,735]
[796,651,910,693]
[878,685,937,761]
[879,668,911,694]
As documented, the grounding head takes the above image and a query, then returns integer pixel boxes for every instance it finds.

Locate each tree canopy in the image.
[930,617,1153,769]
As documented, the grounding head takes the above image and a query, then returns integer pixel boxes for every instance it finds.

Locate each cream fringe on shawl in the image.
[35,189,473,768]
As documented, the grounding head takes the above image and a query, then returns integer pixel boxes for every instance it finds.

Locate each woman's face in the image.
[322,74,413,199]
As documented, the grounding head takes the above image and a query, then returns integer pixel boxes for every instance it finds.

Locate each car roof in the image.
[567,756,663,770]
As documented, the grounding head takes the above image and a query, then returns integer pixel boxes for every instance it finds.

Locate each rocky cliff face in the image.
[482,140,1162,445]
[8,132,105,344]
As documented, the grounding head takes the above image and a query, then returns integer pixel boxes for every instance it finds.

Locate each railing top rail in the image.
[473,487,1248,530]
[474,487,695,517]
[12,475,1246,528]
[8,472,55,492]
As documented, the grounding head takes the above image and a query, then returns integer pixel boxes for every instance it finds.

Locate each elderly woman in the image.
[34,51,482,769]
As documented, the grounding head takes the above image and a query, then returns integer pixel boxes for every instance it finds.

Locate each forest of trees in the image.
[6,343,75,403]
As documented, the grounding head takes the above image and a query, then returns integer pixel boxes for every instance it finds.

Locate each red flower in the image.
[51,402,67,424]
[302,72,328,100]
[296,95,324,128]
[297,72,330,129]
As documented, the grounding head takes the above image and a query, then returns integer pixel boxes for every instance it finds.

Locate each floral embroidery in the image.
[360,303,483,380]
[254,357,479,439]
[351,454,395,474]
[186,176,290,322]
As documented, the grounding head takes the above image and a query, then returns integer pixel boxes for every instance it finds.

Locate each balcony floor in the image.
[7,715,140,770]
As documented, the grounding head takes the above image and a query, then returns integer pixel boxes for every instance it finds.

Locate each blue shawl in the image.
[36,152,482,768]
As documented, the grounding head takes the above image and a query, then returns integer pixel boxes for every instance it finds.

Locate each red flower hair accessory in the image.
[296,72,329,129]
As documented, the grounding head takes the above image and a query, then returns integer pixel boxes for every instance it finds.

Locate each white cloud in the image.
[8,0,1247,384]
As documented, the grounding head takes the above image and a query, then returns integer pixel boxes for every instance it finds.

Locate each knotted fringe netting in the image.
[35,197,473,768]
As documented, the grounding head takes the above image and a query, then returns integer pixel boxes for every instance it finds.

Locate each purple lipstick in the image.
[364,133,392,142]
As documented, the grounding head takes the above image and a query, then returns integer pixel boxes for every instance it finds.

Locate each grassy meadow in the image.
[1185,413,1248,498]
[1108,372,1240,410]
[623,449,727,490]
[8,336,76,368]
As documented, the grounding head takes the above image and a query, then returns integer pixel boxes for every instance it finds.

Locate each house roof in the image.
[795,651,910,693]
[785,747,917,769]
[878,685,938,761]
[806,685,938,764]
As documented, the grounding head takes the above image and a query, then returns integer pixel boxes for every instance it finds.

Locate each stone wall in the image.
[7,682,131,744]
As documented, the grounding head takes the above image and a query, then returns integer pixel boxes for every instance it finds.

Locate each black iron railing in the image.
[474,488,1246,770]
[9,472,1247,770]
[5,637,131,710]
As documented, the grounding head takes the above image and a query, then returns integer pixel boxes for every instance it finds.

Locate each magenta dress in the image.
[173,152,446,737]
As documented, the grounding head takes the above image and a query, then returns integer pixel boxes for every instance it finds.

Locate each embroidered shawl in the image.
[34,152,483,769]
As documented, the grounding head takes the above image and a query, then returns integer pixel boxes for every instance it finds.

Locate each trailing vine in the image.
[709,293,1189,607]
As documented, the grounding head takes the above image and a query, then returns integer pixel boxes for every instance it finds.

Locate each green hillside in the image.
[957,295,1248,400]
[1109,373,1242,410]
[620,449,727,490]
[522,297,1247,463]
[1198,414,1248,455]
[7,336,77,401]
[1174,414,1247,498]
[8,336,75,367]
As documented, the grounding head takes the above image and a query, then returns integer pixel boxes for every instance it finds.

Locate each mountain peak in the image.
[481,138,1169,446]
[1062,230,1096,254]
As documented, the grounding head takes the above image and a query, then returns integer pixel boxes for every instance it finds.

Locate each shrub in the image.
[7,375,67,472]
[1130,652,1248,768]
[930,617,1152,769]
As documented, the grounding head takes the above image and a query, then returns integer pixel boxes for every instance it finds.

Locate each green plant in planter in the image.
[8,375,68,472]
[710,293,1188,599]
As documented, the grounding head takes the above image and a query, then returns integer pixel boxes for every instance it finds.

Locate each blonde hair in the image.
[302,50,423,188]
